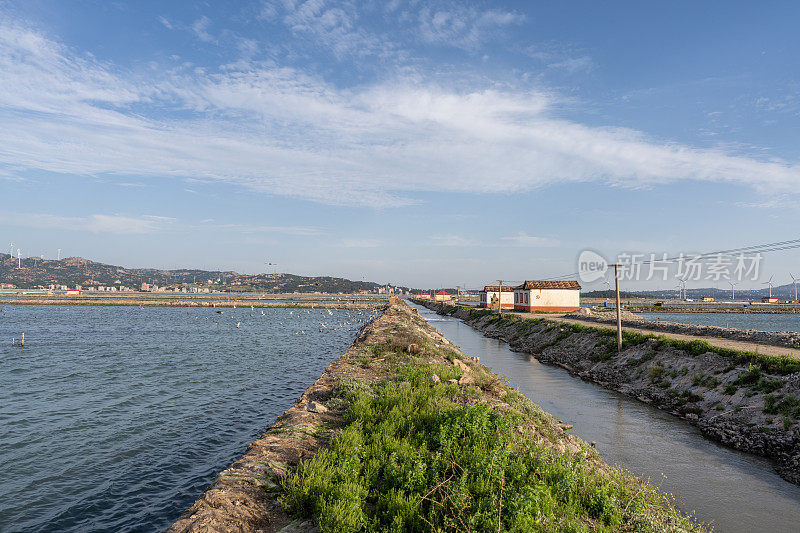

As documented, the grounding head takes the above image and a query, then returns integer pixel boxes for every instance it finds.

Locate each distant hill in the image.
[581,290,647,299]
[584,283,799,301]
[0,253,399,294]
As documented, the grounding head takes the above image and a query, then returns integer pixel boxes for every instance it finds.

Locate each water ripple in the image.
[0,304,377,532]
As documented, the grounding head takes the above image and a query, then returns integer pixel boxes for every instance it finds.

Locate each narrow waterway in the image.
[410,303,800,533]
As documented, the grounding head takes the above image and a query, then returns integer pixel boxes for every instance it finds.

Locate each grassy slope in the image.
[280,304,705,532]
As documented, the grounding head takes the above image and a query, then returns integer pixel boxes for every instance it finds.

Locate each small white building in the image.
[479,285,515,309]
[513,280,581,312]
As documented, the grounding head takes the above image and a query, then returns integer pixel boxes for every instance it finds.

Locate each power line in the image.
[640,238,800,264]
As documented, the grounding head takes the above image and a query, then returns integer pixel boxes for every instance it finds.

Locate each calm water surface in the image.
[639,312,800,333]
[411,303,800,533]
[0,305,376,532]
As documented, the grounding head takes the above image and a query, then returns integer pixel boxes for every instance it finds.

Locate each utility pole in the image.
[497,279,503,316]
[614,264,623,351]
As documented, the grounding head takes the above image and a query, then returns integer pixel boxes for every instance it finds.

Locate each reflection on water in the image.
[0,305,376,533]
[412,303,800,533]
[639,312,800,334]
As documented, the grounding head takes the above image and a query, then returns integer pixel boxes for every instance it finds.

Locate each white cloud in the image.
[1,20,800,209]
[501,232,558,247]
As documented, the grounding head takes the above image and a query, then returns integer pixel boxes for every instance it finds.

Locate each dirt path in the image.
[514,313,800,359]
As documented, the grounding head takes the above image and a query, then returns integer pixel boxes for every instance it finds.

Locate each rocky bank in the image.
[423,301,800,486]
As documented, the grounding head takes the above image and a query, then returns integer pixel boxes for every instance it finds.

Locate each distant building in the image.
[513,280,581,312]
[701,296,715,302]
[416,293,431,300]
[66,289,81,296]
[434,291,451,302]
[762,296,779,303]
[479,285,515,309]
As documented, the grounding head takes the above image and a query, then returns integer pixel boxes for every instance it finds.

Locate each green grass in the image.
[764,394,800,419]
[691,374,719,389]
[462,307,800,376]
[282,344,703,532]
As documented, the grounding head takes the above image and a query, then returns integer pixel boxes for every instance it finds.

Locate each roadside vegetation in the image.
[461,305,800,375]
[281,308,705,532]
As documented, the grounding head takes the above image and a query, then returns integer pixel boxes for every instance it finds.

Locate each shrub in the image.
[723,383,739,396]
[648,365,665,382]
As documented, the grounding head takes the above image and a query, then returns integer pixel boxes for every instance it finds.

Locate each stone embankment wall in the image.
[574,307,800,350]
[422,301,800,485]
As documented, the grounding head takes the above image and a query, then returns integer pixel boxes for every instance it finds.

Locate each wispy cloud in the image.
[1,19,800,210]
[0,212,174,234]
[207,222,323,236]
[526,43,594,73]
[431,234,480,247]
[157,16,173,30]
[337,238,382,248]
[261,0,394,58]
[501,232,559,247]
[418,6,523,50]
[191,16,215,43]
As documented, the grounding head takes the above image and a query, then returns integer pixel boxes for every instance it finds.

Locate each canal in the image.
[410,303,800,532]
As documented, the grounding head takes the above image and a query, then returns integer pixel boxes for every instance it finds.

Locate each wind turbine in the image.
[675,277,687,300]
[763,275,775,298]
[9,241,13,257]
[728,280,737,301]
[791,273,799,302]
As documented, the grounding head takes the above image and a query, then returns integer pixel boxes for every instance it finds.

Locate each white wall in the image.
[485,290,514,306]
[519,288,580,308]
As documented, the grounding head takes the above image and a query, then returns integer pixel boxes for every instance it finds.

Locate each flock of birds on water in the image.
[2,304,382,346]
[186,305,381,335]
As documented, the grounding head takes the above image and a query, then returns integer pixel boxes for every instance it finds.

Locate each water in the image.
[410,303,800,532]
[639,312,800,333]
[0,305,376,532]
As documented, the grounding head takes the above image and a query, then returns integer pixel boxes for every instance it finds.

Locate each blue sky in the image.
[1,0,799,290]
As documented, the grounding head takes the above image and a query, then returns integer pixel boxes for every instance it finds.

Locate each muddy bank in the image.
[422,301,800,486]
[569,306,800,350]
[168,302,702,532]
